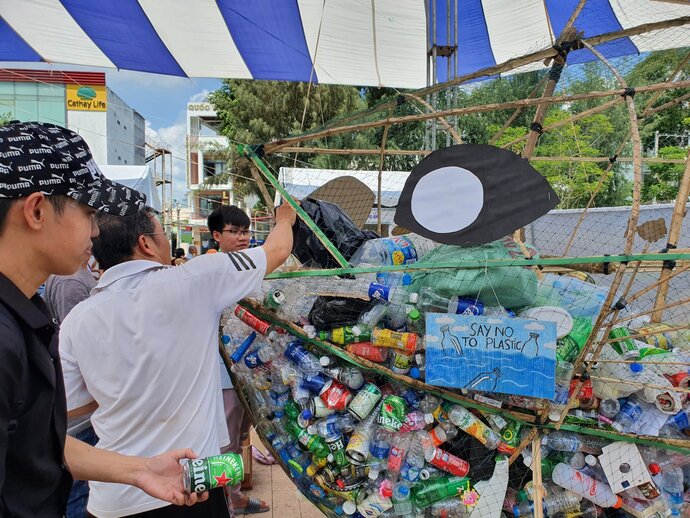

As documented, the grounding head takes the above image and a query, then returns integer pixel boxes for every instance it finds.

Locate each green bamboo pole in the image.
[264,251,690,279]
[239,144,350,269]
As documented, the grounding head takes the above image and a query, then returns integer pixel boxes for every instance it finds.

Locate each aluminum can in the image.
[320,380,352,411]
[377,395,407,432]
[347,383,382,420]
[183,453,244,493]
[234,306,271,335]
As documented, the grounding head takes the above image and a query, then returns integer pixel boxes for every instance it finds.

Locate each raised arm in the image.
[260,203,296,274]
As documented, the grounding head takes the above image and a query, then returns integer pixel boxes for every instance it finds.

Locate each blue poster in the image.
[425,313,557,399]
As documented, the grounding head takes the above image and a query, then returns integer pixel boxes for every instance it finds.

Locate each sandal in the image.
[234,497,270,514]
[251,445,276,465]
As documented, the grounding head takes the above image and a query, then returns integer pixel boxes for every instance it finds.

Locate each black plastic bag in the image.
[292,198,378,269]
[308,296,378,331]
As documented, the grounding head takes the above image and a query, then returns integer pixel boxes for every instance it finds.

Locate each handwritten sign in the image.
[425,313,557,399]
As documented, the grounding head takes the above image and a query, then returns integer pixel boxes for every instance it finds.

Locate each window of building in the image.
[0,81,66,126]
[202,159,226,182]
[199,194,223,216]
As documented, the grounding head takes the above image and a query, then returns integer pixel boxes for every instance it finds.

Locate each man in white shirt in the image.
[60,204,295,517]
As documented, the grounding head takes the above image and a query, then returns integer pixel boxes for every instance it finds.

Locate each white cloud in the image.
[452,325,469,332]
[543,341,557,350]
[189,89,211,102]
[435,316,455,325]
[525,322,545,330]
[486,318,503,324]
[425,335,439,343]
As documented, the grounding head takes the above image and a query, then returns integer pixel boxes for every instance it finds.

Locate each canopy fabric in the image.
[0,1,688,88]
[98,164,162,211]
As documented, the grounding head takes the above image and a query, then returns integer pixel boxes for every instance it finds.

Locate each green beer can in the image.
[377,395,407,432]
[183,453,244,493]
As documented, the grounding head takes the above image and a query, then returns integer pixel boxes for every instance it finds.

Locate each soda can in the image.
[390,350,413,374]
[234,306,271,335]
[301,373,331,394]
[455,297,484,316]
[347,383,382,421]
[666,372,690,402]
[264,290,286,310]
[345,427,372,466]
[320,380,352,411]
[377,395,407,432]
[325,434,349,467]
[310,396,336,418]
[183,453,244,493]
[608,327,640,359]
[638,323,673,349]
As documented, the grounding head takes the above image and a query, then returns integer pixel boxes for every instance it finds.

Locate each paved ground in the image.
[244,430,324,518]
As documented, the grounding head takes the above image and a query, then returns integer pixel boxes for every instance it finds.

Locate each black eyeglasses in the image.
[221,228,250,237]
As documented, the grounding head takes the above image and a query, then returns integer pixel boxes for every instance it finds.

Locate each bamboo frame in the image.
[652,155,690,322]
[562,51,690,255]
[263,80,690,154]
[555,41,646,427]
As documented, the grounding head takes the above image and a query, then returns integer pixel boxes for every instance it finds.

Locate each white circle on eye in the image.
[410,166,484,234]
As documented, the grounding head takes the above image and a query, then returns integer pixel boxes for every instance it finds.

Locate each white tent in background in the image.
[98,164,161,212]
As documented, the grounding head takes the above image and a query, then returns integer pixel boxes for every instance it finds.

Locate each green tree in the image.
[642,146,689,203]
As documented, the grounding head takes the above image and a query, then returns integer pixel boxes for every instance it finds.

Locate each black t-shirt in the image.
[0,273,72,517]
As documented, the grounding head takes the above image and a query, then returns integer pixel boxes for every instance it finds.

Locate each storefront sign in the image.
[66,85,107,111]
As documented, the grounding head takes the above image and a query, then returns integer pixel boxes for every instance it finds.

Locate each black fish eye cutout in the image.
[394,144,559,245]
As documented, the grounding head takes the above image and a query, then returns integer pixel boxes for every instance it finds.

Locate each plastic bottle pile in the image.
[222,234,690,517]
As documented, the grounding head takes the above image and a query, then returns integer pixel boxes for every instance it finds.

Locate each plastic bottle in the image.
[346,342,389,363]
[358,303,388,330]
[368,427,393,479]
[406,307,423,335]
[411,475,472,509]
[612,397,643,433]
[386,433,411,483]
[548,361,575,422]
[391,483,415,517]
[400,433,425,483]
[660,466,684,516]
[371,328,418,354]
[545,432,608,455]
[284,341,323,374]
[590,349,645,399]
[598,398,621,420]
[318,326,370,346]
[418,287,484,315]
[308,413,356,437]
[243,343,282,369]
[421,436,470,477]
[513,491,581,517]
[551,463,621,508]
[349,234,435,266]
[447,405,501,450]
[427,498,468,517]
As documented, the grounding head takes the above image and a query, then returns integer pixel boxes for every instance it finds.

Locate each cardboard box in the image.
[241,437,253,491]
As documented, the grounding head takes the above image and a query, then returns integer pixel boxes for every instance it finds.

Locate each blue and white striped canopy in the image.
[1,0,688,88]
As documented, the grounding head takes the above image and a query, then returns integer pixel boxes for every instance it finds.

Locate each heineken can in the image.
[264,290,286,310]
[183,453,244,493]
[377,395,407,432]
[325,434,349,467]
[347,383,382,421]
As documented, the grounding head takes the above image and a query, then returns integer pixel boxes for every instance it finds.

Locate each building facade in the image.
[186,101,235,250]
[0,69,144,166]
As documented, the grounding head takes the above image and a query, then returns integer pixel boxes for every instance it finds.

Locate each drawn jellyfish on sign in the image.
[394,144,560,245]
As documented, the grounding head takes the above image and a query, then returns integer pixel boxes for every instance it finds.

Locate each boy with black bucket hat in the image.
[0,121,207,517]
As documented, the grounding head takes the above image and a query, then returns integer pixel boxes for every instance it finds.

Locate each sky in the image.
[105,70,222,205]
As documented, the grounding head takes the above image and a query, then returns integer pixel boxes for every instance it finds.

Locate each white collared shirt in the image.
[60,248,266,517]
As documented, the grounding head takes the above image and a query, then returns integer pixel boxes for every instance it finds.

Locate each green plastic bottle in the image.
[318,326,371,345]
[285,420,330,459]
[411,475,472,508]
[283,400,300,420]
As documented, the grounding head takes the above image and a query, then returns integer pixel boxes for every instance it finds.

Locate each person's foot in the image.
[231,494,270,515]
